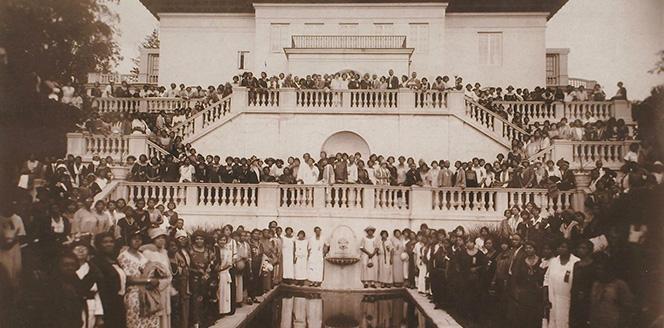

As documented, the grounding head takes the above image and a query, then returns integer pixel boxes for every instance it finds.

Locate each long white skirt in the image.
[282,247,294,280]
[294,256,308,280]
[308,253,324,282]
[218,270,232,314]
[416,261,427,293]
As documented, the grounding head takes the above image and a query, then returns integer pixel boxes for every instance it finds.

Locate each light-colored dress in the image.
[217,245,233,314]
[118,250,159,328]
[235,240,250,303]
[0,214,25,289]
[414,242,428,293]
[141,245,172,328]
[360,236,379,283]
[281,236,295,280]
[294,239,309,280]
[307,237,325,283]
[543,255,579,328]
[378,238,394,284]
[391,237,405,284]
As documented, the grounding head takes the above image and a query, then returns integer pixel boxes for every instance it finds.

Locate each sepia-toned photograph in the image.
[0,0,662,327]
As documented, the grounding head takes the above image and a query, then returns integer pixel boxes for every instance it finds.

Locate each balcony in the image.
[96,181,582,228]
[291,35,407,49]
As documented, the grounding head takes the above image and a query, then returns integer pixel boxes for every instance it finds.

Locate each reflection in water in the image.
[247,291,436,328]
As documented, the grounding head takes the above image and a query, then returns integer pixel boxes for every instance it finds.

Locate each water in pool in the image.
[244,289,437,328]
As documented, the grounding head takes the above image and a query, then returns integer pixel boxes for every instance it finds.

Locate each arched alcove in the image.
[321,131,371,159]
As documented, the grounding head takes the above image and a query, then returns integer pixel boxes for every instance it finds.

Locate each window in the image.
[478,32,503,66]
[304,23,324,35]
[409,23,429,53]
[546,53,560,85]
[339,23,359,35]
[270,23,290,53]
[374,23,394,35]
[238,51,250,70]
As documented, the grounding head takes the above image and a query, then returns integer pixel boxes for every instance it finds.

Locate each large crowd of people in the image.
[0,181,658,328]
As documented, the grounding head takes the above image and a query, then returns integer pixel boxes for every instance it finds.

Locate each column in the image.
[409,187,431,219]
[612,100,633,124]
[280,88,296,109]
[257,183,280,216]
[397,88,414,109]
[445,90,465,117]
[126,134,149,158]
[66,132,86,157]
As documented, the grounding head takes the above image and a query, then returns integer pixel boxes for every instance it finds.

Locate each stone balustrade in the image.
[96,181,582,224]
[529,140,639,170]
[67,133,158,162]
[494,99,632,124]
[240,87,449,111]
[91,97,203,114]
[464,97,529,146]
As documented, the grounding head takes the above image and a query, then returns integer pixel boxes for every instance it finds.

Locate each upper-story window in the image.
[339,23,359,35]
[238,51,250,70]
[304,23,325,35]
[374,23,394,35]
[478,32,503,66]
[409,23,429,54]
[270,23,290,53]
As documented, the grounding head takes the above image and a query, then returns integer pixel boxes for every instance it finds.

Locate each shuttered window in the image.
[478,32,502,66]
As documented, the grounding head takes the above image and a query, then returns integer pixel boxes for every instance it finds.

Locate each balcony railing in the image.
[91,97,203,113]
[291,35,408,49]
[529,140,640,170]
[494,100,632,124]
[96,182,581,221]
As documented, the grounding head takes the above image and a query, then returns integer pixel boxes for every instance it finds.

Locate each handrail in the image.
[464,96,530,142]
[146,139,171,159]
[170,94,232,140]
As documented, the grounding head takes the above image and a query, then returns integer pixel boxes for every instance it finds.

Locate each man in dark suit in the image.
[387,69,400,89]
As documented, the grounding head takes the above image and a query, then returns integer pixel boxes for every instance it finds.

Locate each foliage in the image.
[632,85,664,158]
[130,29,159,79]
[649,50,664,75]
[0,0,122,82]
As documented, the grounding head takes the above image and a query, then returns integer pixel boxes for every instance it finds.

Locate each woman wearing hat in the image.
[216,235,234,316]
[189,230,215,327]
[118,230,160,327]
[140,228,173,328]
[360,226,379,288]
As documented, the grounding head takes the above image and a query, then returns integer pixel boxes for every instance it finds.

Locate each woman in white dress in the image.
[391,229,405,287]
[307,227,326,287]
[293,231,309,286]
[413,233,428,294]
[360,226,379,288]
[281,227,296,284]
[544,240,579,328]
[377,230,394,287]
[216,235,234,315]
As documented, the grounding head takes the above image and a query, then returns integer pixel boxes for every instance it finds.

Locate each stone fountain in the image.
[322,225,364,289]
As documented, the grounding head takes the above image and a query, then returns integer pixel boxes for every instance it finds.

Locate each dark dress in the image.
[570,260,596,328]
[90,255,127,328]
[509,256,544,328]
[429,245,450,306]
[456,249,487,319]
[189,246,215,327]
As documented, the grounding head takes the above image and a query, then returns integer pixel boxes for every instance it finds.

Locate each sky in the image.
[112,0,664,100]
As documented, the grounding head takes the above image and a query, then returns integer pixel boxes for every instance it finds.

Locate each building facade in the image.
[140,0,567,88]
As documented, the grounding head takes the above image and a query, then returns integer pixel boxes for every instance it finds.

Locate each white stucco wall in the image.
[157,9,548,89]
[443,13,547,88]
[191,112,506,163]
[158,13,256,86]
[253,3,447,77]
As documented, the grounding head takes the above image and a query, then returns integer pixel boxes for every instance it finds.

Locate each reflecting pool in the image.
[244,289,436,328]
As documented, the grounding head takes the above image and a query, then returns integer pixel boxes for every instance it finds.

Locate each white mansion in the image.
[137,0,569,88]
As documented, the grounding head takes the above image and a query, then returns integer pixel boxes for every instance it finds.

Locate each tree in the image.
[130,29,159,80]
[649,50,664,75]
[0,0,122,83]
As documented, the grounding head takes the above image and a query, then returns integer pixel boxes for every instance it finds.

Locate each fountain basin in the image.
[325,257,360,265]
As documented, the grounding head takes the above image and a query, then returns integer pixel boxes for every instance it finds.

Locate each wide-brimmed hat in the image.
[175,229,188,239]
[364,226,376,232]
[148,227,168,240]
